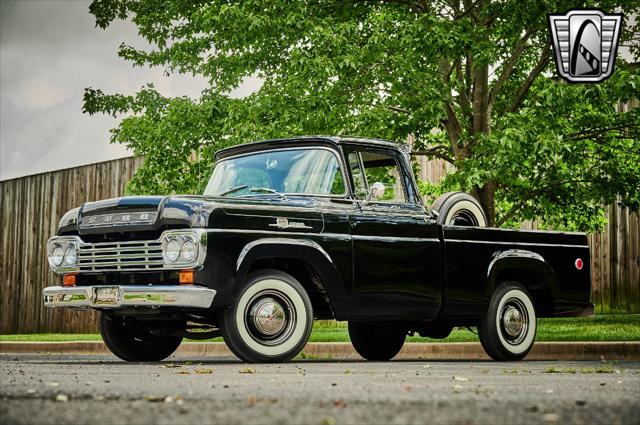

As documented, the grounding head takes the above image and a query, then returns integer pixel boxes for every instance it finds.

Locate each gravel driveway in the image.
[1,353,639,424]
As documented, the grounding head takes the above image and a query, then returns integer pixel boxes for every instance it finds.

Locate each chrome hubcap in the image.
[245,289,296,346]
[250,297,286,336]
[502,306,523,337]
[500,298,529,345]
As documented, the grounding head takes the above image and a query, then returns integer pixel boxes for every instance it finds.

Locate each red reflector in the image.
[575,258,584,270]
[63,274,76,287]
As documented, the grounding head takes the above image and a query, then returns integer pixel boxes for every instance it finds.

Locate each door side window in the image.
[347,150,407,203]
[347,152,368,199]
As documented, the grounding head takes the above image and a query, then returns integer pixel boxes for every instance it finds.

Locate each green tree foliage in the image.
[83,0,640,230]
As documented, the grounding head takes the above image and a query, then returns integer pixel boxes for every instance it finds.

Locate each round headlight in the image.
[49,245,65,267]
[64,245,78,266]
[180,240,197,262]
[164,239,182,263]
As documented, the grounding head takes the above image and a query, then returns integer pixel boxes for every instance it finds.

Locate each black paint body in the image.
[57,137,593,325]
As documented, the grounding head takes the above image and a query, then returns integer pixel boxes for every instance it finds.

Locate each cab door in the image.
[345,146,442,320]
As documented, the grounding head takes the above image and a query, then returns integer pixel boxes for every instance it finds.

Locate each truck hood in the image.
[59,195,328,235]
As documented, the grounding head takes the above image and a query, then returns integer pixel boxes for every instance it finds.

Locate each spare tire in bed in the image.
[431,192,487,227]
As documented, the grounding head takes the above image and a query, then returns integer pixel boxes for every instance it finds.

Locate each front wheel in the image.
[220,270,313,363]
[99,313,183,362]
[478,282,537,361]
[348,322,407,361]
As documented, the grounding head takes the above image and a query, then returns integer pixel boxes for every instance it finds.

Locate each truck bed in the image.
[441,226,591,321]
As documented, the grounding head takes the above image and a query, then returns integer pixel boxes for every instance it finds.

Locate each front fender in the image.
[234,238,351,320]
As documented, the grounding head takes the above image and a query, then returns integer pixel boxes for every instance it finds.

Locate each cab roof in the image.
[214,136,401,160]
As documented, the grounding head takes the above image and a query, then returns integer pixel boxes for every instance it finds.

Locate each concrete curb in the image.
[1,341,639,361]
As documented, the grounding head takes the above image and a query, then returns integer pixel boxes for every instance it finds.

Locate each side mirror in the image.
[365,182,386,202]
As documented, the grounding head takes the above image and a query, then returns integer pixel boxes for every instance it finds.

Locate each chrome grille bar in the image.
[78,240,165,272]
[47,229,207,274]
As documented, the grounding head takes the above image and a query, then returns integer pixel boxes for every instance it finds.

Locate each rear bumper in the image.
[43,285,216,309]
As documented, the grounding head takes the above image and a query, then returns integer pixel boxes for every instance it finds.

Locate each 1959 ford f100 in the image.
[43,136,593,362]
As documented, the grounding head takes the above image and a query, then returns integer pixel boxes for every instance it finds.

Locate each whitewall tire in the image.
[478,282,537,361]
[220,270,313,363]
[431,192,487,227]
[99,313,183,362]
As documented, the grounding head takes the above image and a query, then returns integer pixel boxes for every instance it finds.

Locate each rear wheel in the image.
[478,282,537,361]
[99,313,183,362]
[220,270,313,363]
[348,322,407,361]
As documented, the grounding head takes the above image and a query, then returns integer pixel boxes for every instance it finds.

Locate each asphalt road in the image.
[1,353,639,425]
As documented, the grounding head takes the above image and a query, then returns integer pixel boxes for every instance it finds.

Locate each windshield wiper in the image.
[217,185,248,197]
[249,187,287,199]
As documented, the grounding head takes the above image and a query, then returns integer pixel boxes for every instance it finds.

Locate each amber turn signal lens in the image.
[63,274,76,287]
[179,270,194,285]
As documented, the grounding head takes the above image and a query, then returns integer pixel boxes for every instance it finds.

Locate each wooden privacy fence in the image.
[0,155,638,334]
[589,205,640,314]
[0,157,143,334]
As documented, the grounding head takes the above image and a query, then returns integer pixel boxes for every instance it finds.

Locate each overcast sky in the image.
[1,2,635,181]
[0,0,258,181]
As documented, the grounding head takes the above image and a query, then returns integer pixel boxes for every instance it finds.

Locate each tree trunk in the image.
[443,53,496,225]
[469,62,495,225]
[474,182,496,226]
[472,65,490,135]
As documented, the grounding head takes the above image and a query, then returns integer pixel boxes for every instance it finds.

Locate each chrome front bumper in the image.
[43,285,216,309]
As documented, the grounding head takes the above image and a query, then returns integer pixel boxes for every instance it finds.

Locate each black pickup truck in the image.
[43,136,593,362]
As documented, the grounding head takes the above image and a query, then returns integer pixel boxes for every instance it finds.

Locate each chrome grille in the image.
[78,240,164,272]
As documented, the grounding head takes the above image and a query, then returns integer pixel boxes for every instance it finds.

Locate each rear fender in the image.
[486,250,559,310]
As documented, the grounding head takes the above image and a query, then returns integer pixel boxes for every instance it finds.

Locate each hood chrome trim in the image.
[79,211,158,229]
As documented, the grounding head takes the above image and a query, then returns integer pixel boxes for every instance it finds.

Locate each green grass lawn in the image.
[1,315,638,343]
[310,315,640,343]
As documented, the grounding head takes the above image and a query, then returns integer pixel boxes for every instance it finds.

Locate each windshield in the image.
[204,148,346,197]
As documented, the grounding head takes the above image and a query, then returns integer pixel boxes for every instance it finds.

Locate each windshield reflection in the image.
[204,148,345,197]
